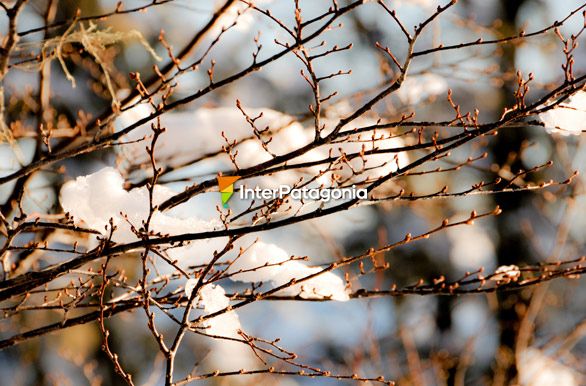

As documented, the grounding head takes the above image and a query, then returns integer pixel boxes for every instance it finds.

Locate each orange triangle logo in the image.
[217,176,241,192]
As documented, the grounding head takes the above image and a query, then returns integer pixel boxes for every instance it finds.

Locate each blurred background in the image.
[1,0,586,385]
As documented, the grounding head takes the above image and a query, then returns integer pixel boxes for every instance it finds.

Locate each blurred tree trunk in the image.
[492,1,530,384]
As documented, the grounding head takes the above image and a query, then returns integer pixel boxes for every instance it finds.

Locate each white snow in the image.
[116,102,411,192]
[117,105,311,170]
[539,91,586,136]
[185,282,242,337]
[316,117,410,184]
[228,241,291,282]
[60,168,221,261]
[180,241,349,369]
[519,348,582,386]
[396,73,448,106]
[0,138,36,204]
[396,0,437,8]
[210,0,274,34]
[491,265,521,283]
[338,130,409,182]
[272,261,350,301]
[229,241,350,301]
[184,282,255,371]
[60,169,350,302]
